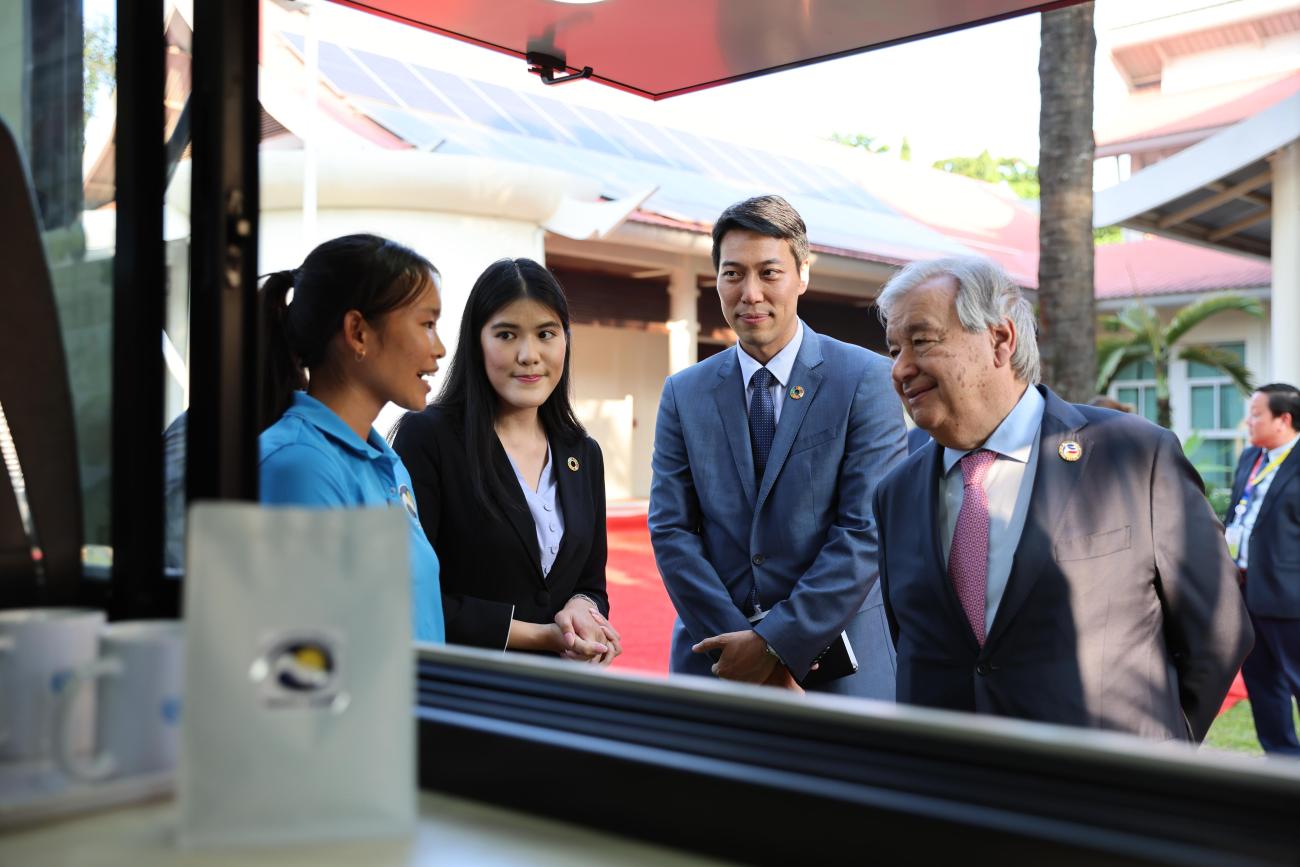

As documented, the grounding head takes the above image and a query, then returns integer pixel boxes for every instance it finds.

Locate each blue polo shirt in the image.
[259,391,445,643]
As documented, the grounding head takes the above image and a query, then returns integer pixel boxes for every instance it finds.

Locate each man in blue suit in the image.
[649,195,906,697]
[1225,383,1300,755]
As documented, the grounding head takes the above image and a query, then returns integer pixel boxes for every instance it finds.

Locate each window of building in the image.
[1186,342,1246,489]
[1112,358,1158,423]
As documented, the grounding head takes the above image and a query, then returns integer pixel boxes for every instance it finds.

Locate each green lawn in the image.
[1203,700,1300,756]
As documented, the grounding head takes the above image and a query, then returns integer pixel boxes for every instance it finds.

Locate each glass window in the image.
[1185,342,1247,436]
[1187,342,1244,379]
[0,1,116,566]
[1221,387,1244,430]
[1190,438,1234,489]
[1191,386,1216,430]
[163,7,193,576]
[1114,359,1156,381]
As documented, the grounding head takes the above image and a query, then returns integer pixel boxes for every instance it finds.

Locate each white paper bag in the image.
[179,503,414,848]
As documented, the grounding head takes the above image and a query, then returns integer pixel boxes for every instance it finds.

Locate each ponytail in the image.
[258,269,306,433]
[256,235,438,432]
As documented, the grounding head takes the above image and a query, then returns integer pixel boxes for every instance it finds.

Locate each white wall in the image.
[569,324,669,500]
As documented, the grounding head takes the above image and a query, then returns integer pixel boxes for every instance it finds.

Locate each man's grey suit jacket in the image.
[874,386,1253,740]
[649,323,907,698]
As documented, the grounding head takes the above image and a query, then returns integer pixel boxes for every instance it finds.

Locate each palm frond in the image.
[1099,314,1125,334]
[1096,342,1150,393]
[1166,293,1264,346]
[1177,345,1256,394]
[1115,302,1157,337]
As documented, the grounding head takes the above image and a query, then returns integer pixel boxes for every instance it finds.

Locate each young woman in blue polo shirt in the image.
[257,233,446,643]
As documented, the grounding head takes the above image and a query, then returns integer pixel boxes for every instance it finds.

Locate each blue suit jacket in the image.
[1227,444,1300,618]
[649,323,906,697]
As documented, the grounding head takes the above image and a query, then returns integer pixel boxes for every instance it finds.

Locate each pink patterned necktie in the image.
[949,449,996,646]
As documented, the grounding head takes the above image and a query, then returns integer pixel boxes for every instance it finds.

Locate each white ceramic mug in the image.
[0,607,105,763]
[55,619,184,782]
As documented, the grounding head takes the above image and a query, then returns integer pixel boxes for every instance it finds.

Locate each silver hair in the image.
[876,255,1040,385]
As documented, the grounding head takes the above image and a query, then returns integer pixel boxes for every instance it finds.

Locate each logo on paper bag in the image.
[250,629,349,711]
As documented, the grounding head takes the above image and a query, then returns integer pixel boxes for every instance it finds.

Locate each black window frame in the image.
[106,4,1300,863]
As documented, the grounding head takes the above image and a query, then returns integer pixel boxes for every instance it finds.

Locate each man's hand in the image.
[554,598,620,665]
[691,629,778,684]
[762,664,804,693]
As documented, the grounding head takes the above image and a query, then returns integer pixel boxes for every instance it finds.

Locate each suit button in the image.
[975,663,989,676]
[752,554,765,566]
[535,590,550,607]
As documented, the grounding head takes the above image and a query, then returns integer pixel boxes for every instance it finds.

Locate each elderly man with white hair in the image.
[871,255,1252,742]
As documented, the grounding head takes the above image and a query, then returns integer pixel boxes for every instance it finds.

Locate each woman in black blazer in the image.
[392,258,620,663]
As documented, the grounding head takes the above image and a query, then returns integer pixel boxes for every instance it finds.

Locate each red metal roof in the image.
[1094,236,1270,299]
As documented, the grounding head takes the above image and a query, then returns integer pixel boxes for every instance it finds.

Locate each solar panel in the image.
[619,118,698,172]
[655,128,738,176]
[471,82,567,143]
[527,96,625,156]
[315,42,396,105]
[350,48,459,117]
[413,67,523,134]
[571,107,676,168]
[361,103,445,150]
[663,130,758,182]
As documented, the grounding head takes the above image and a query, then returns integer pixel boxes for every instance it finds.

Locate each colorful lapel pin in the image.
[566,457,580,472]
[789,385,805,400]
[1058,440,1083,462]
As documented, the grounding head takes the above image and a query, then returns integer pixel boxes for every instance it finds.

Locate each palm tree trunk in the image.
[1038,3,1097,402]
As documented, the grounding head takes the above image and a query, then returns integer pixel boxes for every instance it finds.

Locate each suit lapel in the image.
[754,361,821,512]
[986,387,1089,648]
[713,348,757,507]
[1255,446,1300,526]
[490,437,545,581]
[549,438,586,580]
[754,332,824,512]
[1227,448,1258,518]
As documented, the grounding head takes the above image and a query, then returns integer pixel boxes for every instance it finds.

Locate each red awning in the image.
[331,0,1074,100]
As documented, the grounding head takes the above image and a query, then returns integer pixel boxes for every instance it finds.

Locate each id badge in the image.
[1224,524,1243,560]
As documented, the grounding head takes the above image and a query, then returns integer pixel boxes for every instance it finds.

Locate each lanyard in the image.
[1235,447,1294,517]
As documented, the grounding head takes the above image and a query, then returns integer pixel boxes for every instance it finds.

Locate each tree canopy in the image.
[932,150,1039,200]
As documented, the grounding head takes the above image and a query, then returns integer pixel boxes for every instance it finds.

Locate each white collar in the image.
[1269,432,1300,462]
[737,321,805,389]
[942,384,1045,475]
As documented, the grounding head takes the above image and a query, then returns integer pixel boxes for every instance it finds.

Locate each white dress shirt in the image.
[505,448,565,579]
[736,320,805,423]
[939,385,1045,630]
[1234,431,1300,567]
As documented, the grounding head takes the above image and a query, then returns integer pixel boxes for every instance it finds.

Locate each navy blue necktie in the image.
[749,367,776,484]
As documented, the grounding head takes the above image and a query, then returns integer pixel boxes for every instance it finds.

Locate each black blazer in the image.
[391,405,609,649]
[874,387,1251,741]
[1227,444,1300,618]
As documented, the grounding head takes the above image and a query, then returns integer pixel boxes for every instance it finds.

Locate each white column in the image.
[1271,141,1300,386]
[666,264,699,374]
[301,2,319,254]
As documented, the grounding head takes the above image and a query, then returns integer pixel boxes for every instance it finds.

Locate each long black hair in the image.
[258,233,438,432]
[431,257,585,518]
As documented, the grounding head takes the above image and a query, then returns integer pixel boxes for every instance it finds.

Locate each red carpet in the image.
[606,507,673,676]
[1220,672,1248,715]
[603,504,1249,717]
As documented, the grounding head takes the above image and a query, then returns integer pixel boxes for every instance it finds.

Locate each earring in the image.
[355,350,366,362]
